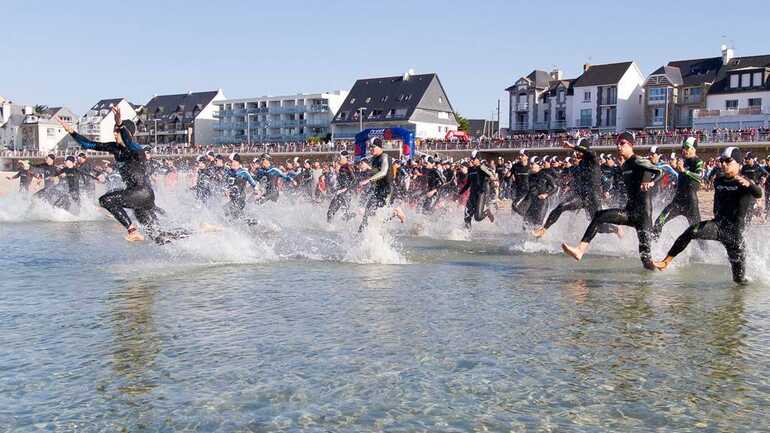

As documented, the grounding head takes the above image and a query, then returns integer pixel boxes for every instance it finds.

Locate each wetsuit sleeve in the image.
[70,132,115,152]
[479,164,497,180]
[638,158,662,183]
[543,173,557,195]
[78,166,101,180]
[117,124,143,153]
[11,171,21,179]
[682,159,704,184]
[237,170,257,188]
[268,167,293,182]
[368,154,390,182]
[746,180,763,198]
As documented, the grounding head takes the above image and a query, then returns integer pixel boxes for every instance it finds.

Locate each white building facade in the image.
[79,98,139,142]
[569,62,645,131]
[19,107,79,152]
[214,91,347,144]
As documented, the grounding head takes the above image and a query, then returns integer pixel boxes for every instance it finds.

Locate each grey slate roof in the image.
[649,65,683,86]
[143,91,220,120]
[90,98,124,111]
[709,54,770,95]
[573,62,633,87]
[332,73,455,124]
[505,70,551,91]
[666,57,722,87]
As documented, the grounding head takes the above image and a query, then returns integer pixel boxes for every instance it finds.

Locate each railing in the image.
[695,107,767,118]
[5,130,770,160]
[514,103,529,111]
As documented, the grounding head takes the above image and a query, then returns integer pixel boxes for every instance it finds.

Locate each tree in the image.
[455,112,470,132]
[33,104,49,115]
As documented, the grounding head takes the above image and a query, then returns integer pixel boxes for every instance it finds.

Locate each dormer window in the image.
[349,98,356,104]
[365,97,371,103]
[730,74,739,88]
[752,72,764,87]
[741,73,751,88]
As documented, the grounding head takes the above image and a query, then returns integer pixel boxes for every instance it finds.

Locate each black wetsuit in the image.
[664,175,763,283]
[10,168,33,192]
[579,154,661,268]
[32,162,59,202]
[359,153,392,232]
[521,170,557,227]
[459,164,496,228]
[653,156,704,237]
[78,161,97,198]
[69,127,160,235]
[421,166,446,213]
[254,167,292,204]
[511,162,530,215]
[327,163,356,223]
[224,167,257,220]
[543,144,616,235]
[54,166,83,212]
[193,166,213,204]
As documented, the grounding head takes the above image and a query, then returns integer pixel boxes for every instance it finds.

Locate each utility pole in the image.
[497,99,501,137]
[357,107,365,132]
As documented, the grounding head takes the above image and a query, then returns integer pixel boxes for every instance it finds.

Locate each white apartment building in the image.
[570,61,645,131]
[79,98,139,142]
[214,91,347,144]
[693,47,770,129]
[19,107,79,152]
[507,69,575,132]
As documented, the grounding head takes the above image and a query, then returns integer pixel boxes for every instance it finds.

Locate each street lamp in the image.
[246,109,251,147]
[153,118,158,146]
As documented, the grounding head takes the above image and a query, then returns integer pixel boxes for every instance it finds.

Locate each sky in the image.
[2,0,766,126]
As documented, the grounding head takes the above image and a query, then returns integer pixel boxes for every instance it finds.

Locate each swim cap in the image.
[616,131,636,145]
[681,136,697,149]
[720,147,743,164]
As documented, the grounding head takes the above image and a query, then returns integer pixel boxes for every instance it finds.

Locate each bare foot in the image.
[532,227,546,238]
[393,208,406,223]
[561,243,584,261]
[199,223,224,233]
[486,210,495,224]
[125,229,145,242]
[615,226,624,239]
[652,257,672,271]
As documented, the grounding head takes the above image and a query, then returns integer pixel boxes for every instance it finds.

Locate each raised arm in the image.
[368,154,390,183]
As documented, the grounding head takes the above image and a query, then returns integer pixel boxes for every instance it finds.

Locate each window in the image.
[653,108,665,125]
[438,97,443,103]
[583,91,591,102]
[579,109,592,127]
[365,97,371,103]
[753,72,764,87]
[558,90,565,102]
[47,128,55,137]
[648,87,668,103]
[685,87,703,103]
[741,73,751,88]
[397,94,405,101]
[338,111,348,120]
[748,98,762,107]
[349,98,356,104]
[395,108,408,117]
[381,96,389,102]
[730,75,739,88]
[725,100,738,110]
[437,112,449,119]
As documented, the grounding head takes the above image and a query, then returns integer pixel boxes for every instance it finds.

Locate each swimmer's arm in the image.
[70,132,114,152]
[237,170,257,188]
[682,159,704,184]
[479,164,497,181]
[367,154,389,183]
[268,167,292,182]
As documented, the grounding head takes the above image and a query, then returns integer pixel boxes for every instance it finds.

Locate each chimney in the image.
[721,44,734,65]
[583,64,592,72]
[551,68,563,80]
[403,68,415,81]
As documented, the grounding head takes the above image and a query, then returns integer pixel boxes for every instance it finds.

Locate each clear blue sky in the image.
[2,0,765,126]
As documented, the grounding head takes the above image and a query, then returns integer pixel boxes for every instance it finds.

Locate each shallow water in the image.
[1,185,770,432]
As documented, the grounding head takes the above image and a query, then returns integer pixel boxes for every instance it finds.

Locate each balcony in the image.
[695,107,767,118]
[533,121,550,130]
[681,96,702,105]
[510,123,529,131]
[514,102,529,111]
[551,120,567,129]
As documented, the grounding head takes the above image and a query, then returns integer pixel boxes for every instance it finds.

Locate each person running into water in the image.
[654,147,762,284]
[534,138,620,238]
[562,131,661,269]
[357,138,405,232]
[254,153,295,204]
[223,153,258,220]
[652,136,704,238]
[458,150,496,229]
[327,150,356,223]
[58,107,159,241]
[7,160,33,193]
[520,156,557,228]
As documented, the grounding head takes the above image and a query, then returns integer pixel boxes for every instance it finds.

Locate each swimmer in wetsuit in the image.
[654,147,763,284]
[520,156,557,228]
[562,131,661,269]
[327,150,356,223]
[254,153,295,204]
[458,150,496,229]
[223,153,258,220]
[534,138,619,238]
[6,160,33,192]
[59,107,159,242]
[357,138,406,232]
[652,136,704,238]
